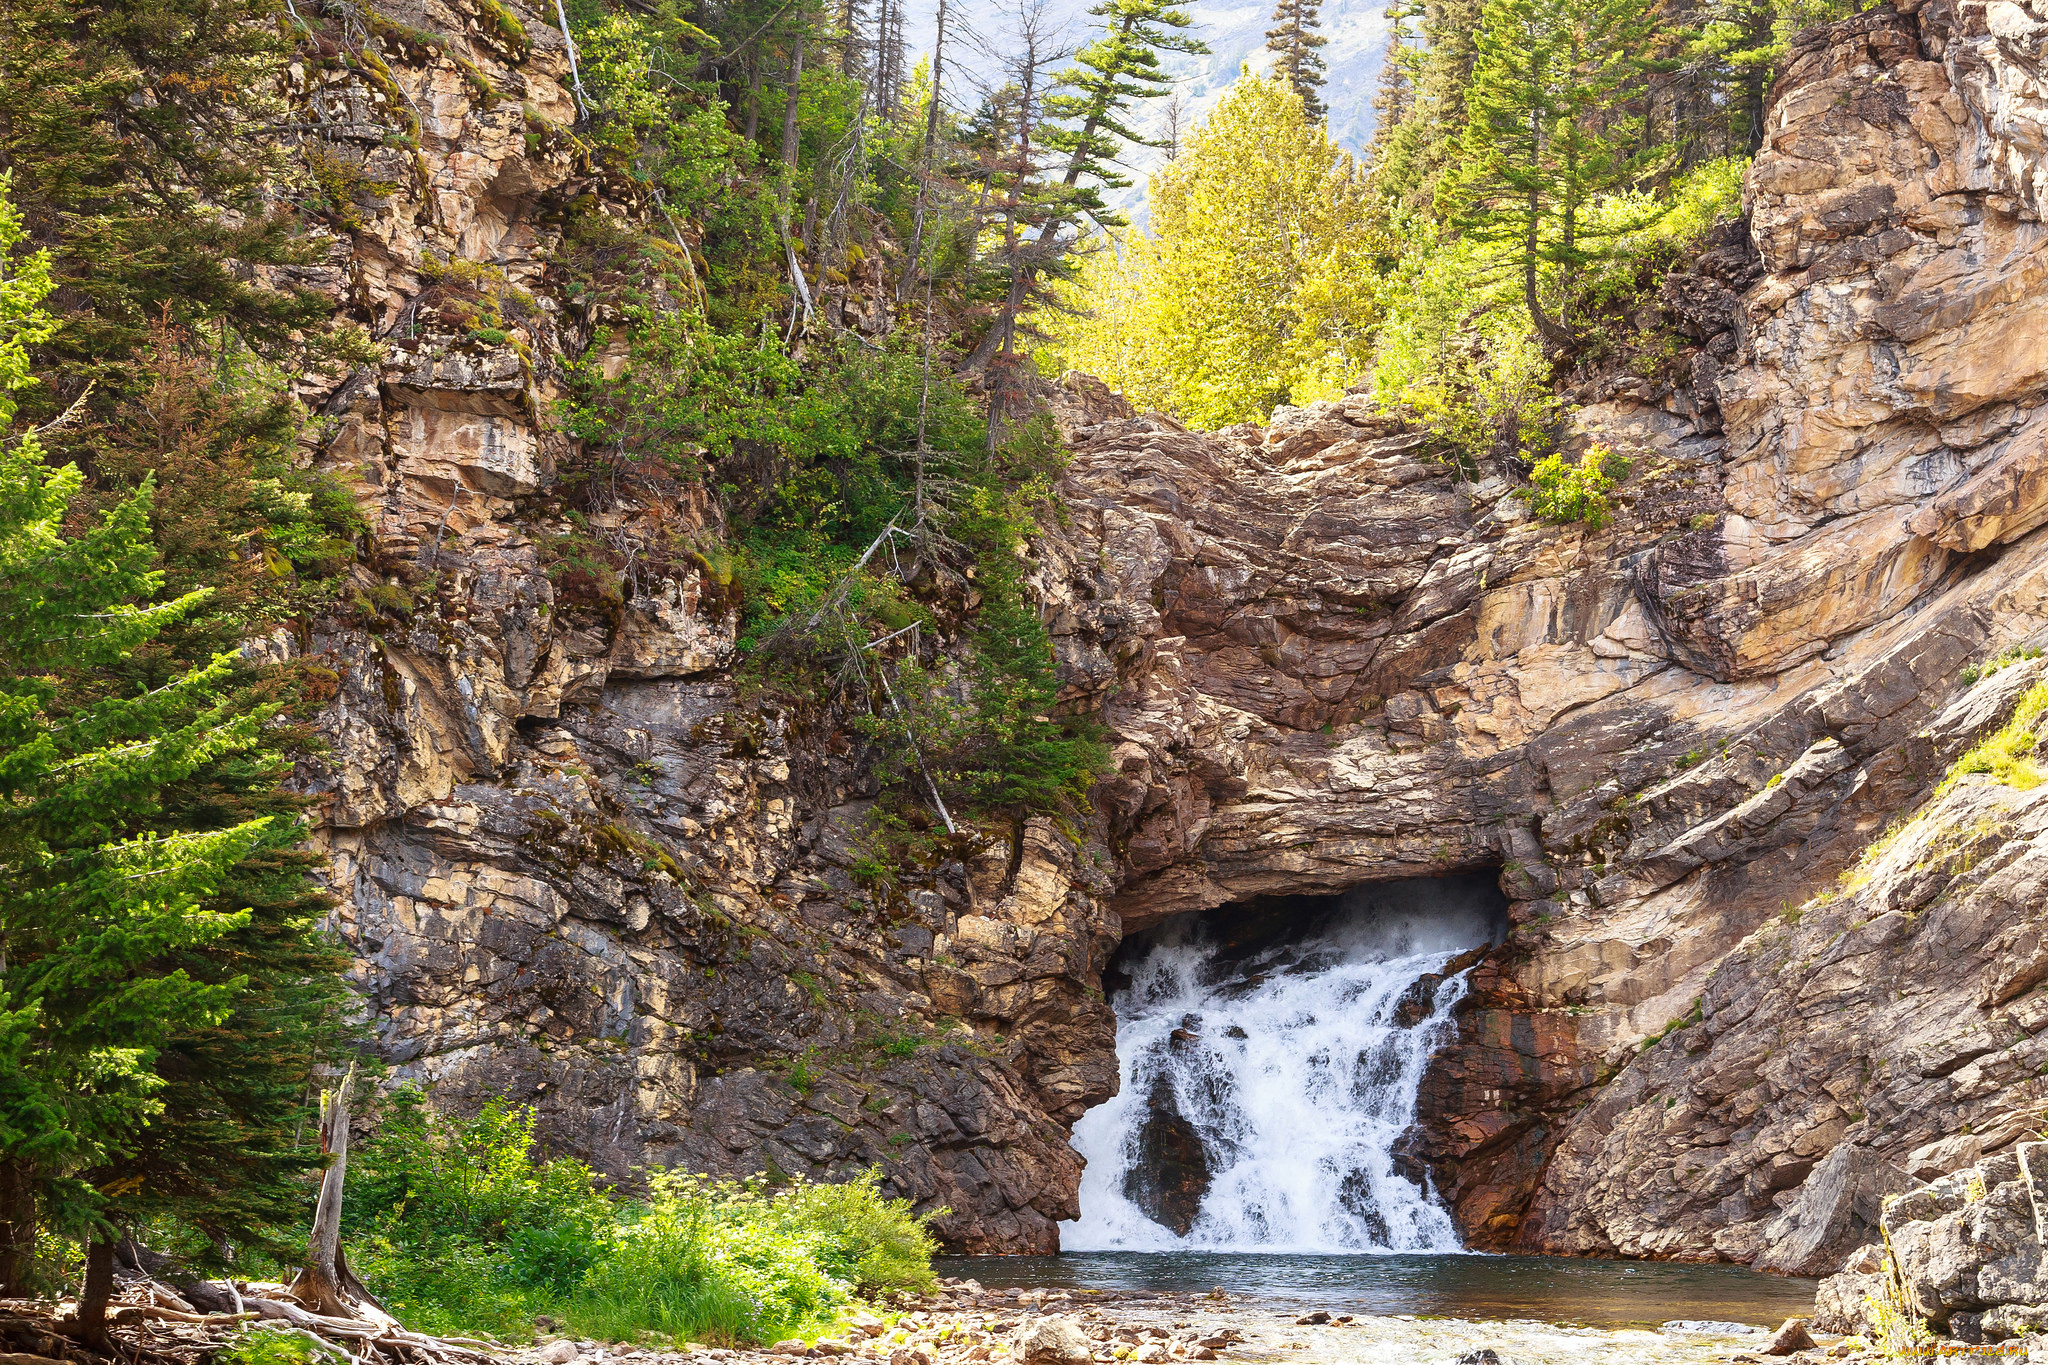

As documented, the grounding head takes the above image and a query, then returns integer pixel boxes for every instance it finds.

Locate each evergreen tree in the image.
[1366,1,1421,169]
[1264,0,1330,121]
[0,177,350,1315]
[1669,0,1782,159]
[0,0,330,403]
[1042,0,1209,224]
[1365,0,1483,208]
[1440,0,1663,346]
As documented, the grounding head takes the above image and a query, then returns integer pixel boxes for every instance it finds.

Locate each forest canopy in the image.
[1036,0,1842,456]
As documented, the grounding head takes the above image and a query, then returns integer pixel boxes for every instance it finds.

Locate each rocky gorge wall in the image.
[284,0,2048,1266]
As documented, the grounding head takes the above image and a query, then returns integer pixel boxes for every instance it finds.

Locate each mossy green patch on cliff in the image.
[1939,680,2048,797]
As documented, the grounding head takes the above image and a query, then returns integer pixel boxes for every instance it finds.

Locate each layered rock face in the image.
[1815,1142,2048,1344]
[281,0,1117,1254]
[1028,0,2048,1261]
[292,0,2048,1261]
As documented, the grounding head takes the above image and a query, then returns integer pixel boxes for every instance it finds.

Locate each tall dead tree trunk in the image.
[289,1064,375,1319]
[896,0,948,300]
[780,33,806,171]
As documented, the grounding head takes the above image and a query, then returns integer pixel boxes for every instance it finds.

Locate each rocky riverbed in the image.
[501,1281,1966,1365]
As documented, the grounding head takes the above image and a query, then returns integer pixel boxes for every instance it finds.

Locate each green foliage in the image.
[1938,681,2048,798]
[1036,75,1391,426]
[0,0,333,397]
[579,14,751,225]
[565,290,1104,821]
[1368,0,1484,211]
[219,1327,340,1365]
[346,1093,937,1346]
[1575,157,1750,307]
[1370,230,1560,466]
[1521,444,1631,526]
[1441,0,1666,344]
[1960,644,2044,687]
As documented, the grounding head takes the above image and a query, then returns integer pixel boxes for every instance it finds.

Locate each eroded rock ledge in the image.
[295,0,2048,1262]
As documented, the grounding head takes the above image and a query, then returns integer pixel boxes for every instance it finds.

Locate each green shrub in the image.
[571,1171,844,1345]
[771,1174,939,1295]
[344,1092,937,1346]
[1371,232,1561,468]
[218,1327,343,1365]
[1938,680,2048,797]
[1578,157,1750,306]
[1521,444,1632,527]
[1960,644,2044,686]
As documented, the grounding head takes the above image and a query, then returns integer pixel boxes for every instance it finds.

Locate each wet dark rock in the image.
[1125,1075,1211,1235]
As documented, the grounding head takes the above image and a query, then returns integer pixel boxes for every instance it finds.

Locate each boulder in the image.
[1011,1318,1094,1365]
[1811,1270,1881,1337]
[1762,1318,1815,1356]
[1756,1144,1914,1276]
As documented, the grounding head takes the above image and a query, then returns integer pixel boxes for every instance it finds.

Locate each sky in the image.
[902,0,1394,220]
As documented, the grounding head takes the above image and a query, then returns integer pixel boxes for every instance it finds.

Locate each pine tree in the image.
[0,177,350,1318]
[1441,0,1663,347]
[1264,0,1330,121]
[1671,0,1781,159]
[1365,0,1484,208]
[1041,0,1209,225]
[1365,1,1420,169]
[0,0,330,405]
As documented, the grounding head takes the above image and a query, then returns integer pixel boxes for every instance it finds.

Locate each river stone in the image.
[1762,1318,1815,1356]
[1011,1317,1093,1365]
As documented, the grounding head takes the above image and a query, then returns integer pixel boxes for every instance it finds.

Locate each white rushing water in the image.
[1062,880,1499,1253]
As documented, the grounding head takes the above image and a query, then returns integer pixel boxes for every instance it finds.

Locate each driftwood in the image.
[27,1067,497,1365]
[29,1276,498,1365]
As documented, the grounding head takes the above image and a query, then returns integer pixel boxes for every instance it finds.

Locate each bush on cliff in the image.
[344,1091,936,1345]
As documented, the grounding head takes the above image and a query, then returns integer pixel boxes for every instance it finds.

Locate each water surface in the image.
[936,1252,1820,1330]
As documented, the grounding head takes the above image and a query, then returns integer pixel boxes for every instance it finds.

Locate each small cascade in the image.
[1061,877,1502,1253]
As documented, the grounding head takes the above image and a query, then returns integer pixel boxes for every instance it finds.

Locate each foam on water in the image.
[1062,880,1499,1253]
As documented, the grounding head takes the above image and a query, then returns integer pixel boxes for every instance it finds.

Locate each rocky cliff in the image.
[288,0,2048,1263]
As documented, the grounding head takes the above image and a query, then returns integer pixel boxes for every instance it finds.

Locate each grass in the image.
[344,1091,937,1347]
[1960,644,2044,687]
[1937,679,2048,798]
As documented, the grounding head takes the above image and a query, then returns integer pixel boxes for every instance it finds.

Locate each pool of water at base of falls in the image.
[931,1252,1823,1332]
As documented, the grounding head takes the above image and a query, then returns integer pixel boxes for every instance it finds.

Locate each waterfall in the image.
[1061,878,1500,1253]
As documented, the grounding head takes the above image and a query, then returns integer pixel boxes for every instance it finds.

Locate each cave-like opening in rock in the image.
[1065,873,1507,1251]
